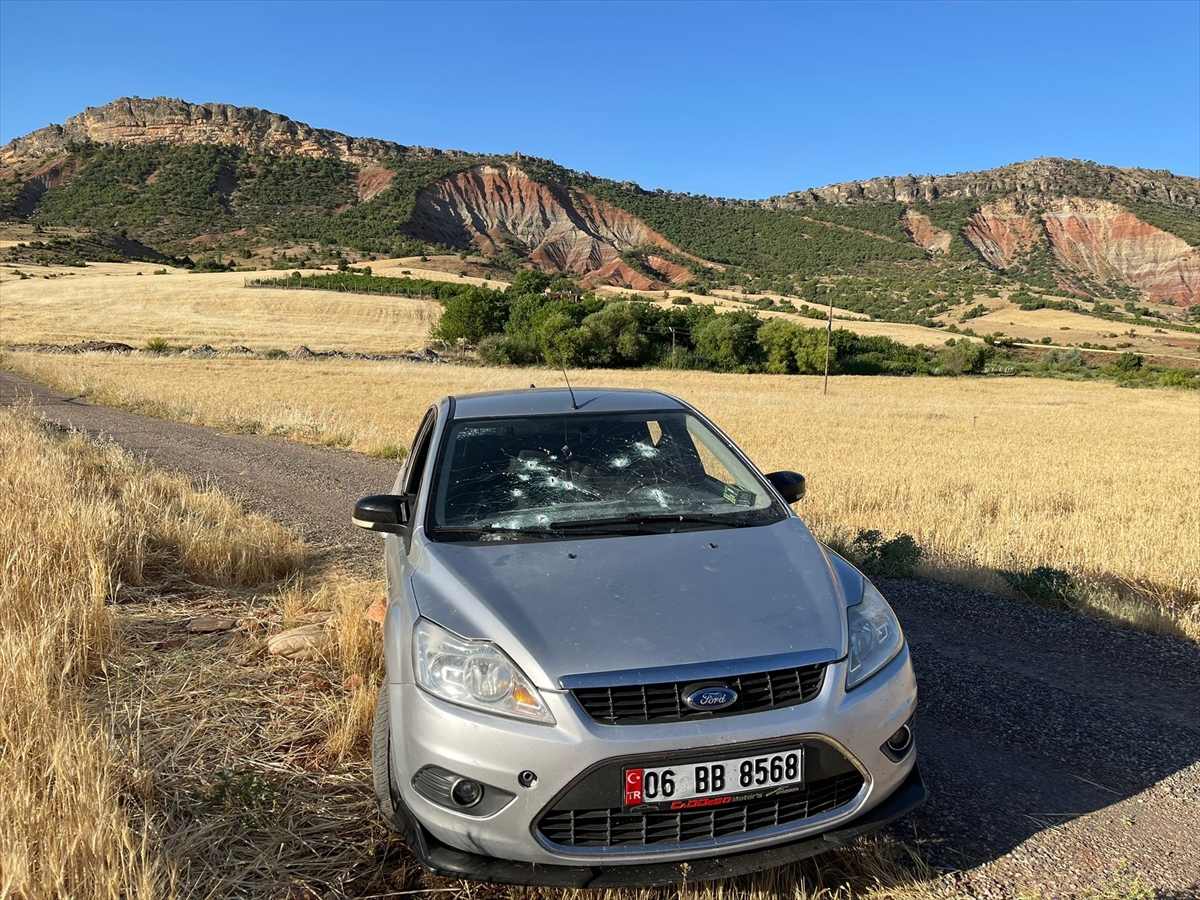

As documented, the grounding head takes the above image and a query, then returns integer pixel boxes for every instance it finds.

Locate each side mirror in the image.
[766,471,806,504]
[353,494,414,534]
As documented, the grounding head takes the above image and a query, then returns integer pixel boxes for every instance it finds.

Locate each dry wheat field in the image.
[6,350,1199,638]
[0,266,438,354]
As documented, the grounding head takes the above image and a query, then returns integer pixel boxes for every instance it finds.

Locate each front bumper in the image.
[388,764,927,887]
[386,644,919,872]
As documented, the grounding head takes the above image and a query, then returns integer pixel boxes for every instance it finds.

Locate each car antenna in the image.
[561,364,578,410]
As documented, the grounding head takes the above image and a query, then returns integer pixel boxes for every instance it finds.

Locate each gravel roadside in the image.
[3,368,1197,898]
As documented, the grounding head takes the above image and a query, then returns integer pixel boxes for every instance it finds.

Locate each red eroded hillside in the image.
[1040,199,1199,305]
[962,198,1199,304]
[405,165,705,289]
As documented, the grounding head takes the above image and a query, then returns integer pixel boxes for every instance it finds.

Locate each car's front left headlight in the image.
[413,618,555,724]
[846,581,904,689]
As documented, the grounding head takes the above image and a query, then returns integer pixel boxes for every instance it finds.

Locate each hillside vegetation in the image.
[23,141,504,260]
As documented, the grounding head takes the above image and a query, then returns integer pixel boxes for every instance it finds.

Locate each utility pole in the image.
[823,290,835,395]
[669,326,677,369]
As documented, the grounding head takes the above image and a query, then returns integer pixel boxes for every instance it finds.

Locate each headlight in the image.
[413,619,555,724]
[846,581,904,689]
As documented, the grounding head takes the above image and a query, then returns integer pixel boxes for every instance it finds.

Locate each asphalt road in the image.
[4,369,1197,897]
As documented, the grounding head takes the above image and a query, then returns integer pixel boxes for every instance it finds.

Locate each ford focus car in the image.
[354,388,925,887]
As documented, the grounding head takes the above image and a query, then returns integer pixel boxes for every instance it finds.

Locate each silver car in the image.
[354,388,924,887]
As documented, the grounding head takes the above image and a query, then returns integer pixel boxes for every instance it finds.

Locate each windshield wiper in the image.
[432,525,566,539]
[432,523,633,539]
[550,513,757,530]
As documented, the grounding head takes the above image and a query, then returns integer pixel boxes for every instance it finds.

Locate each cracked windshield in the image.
[431,412,783,539]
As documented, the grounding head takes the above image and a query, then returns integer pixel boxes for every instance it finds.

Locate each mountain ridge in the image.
[3,97,1198,308]
[6,97,1197,207]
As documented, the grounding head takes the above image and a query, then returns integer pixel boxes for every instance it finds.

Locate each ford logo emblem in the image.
[683,684,739,711]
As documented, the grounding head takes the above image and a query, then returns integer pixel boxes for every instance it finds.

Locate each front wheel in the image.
[371,685,403,831]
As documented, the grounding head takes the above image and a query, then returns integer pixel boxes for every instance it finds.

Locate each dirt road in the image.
[4,369,1197,898]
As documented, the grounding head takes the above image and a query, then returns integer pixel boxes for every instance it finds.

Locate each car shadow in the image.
[882,576,1200,876]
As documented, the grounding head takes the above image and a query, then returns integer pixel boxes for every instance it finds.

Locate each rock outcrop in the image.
[901,209,952,254]
[768,157,1200,210]
[1,96,422,166]
[407,165,699,287]
[962,199,1044,269]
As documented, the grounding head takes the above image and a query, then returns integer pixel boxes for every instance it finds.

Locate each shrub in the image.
[144,337,170,353]
[1160,369,1199,389]
[476,334,540,366]
[851,530,923,578]
[1115,352,1144,372]
[671,296,692,305]
[263,348,289,360]
[935,339,990,375]
[1001,566,1075,608]
[193,256,231,273]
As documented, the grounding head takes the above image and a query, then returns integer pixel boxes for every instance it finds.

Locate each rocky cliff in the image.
[768,157,1200,210]
[0,96,420,167]
[407,165,698,288]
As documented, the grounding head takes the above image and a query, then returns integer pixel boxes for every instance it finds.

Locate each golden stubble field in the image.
[0,265,438,354]
[8,350,1199,637]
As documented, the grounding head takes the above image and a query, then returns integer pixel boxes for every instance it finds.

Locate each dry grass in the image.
[933,298,1200,363]
[0,406,302,898]
[0,404,946,899]
[0,265,438,354]
[9,351,1198,640]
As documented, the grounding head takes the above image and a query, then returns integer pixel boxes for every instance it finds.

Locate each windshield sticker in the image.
[723,484,755,506]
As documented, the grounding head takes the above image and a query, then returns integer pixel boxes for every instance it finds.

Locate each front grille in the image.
[571,664,826,725]
[538,770,863,848]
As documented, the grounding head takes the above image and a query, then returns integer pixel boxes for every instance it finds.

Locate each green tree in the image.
[433,287,507,344]
[757,318,800,374]
[692,310,762,371]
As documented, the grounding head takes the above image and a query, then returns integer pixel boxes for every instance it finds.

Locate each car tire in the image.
[371,685,403,831]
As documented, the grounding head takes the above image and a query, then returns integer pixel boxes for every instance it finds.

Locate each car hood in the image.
[409,518,850,689]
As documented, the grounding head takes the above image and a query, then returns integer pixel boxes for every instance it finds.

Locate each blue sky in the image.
[1,0,1196,198]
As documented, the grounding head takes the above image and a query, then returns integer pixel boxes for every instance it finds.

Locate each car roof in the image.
[448,388,688,420]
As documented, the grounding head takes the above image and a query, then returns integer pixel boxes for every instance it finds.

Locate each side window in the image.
[403,409,437,495]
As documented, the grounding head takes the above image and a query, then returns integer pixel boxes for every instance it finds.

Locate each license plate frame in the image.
[623,746,804,810]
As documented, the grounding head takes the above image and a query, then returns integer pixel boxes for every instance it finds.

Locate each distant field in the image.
[9,350,1197,638]
[0,264,438,354]
[5,259,1197,363]
[938,298,1200,362]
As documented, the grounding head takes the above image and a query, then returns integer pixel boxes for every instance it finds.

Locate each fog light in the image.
[886,723,913,754]
[450,777,484,808]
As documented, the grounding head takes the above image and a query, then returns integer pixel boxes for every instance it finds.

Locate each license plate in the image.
[624,747,803,809]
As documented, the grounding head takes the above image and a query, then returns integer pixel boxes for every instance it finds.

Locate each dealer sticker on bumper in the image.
[624,747,803,809]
